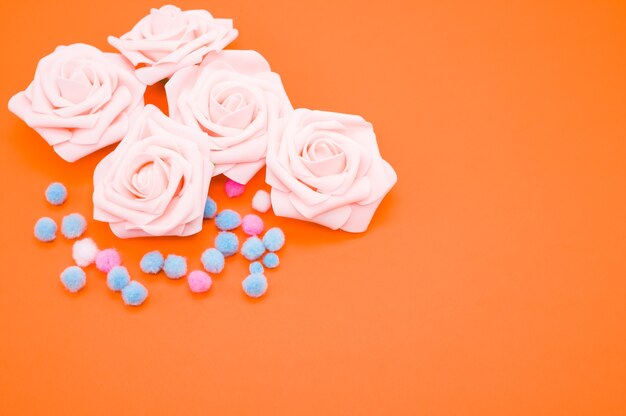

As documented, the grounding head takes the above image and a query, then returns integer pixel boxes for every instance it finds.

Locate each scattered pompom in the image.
[215,232,239,257]
[249,261,264,274]
[242,273,268,298]
[61,213,87,239]
[107,266,131,291]
[60,266,86,293]
[203,197,217,219]
[201,248,225,274]
[72,238,99,266]
[215,209,241,231]
[225,179,245,198]
[45,182,67,205]
[263,227,285,252]
[263,252,280,269]
[241,236,265,261]
[252,190,271,213]
[140,251,164,274]
[34,217,57,242]
[242,214,264,236]
[187,270,212,293]
[163,254,187,279]
[95,248,122,273]
[121,281,148,306]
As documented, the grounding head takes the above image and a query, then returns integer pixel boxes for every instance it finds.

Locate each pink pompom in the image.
[187,270,212,293]
[95,248,122,273]
[224,179,245,198]
[242,214,264,236]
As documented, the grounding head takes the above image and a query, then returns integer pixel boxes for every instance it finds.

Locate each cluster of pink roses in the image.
[9,5,396,237]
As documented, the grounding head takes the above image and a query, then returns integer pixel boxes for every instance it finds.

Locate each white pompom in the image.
[252,190,271,213]
[72,238,99,267]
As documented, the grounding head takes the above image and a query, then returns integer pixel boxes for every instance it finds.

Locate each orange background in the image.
[1,0,625,414]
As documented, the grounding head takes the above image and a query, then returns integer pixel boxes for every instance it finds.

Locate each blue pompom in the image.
[263,252,280,269]
[241,236,265,261]
[215,209,241,231]
[140,251,164,274]
[107,266,131,291]
[34,217,57,242]
[262,227,285,252]
[163,254,187,279]
[61,213,87,239]
[201,248,225,274]
[203,197,217,219]
[215,232,239,257]
[242,273,268,298]
[121,281,148,306]
[45,182,67,205]
[60,266,86,293]
[249,261,264,274]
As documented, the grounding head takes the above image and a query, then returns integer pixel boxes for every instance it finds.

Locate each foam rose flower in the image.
[108,5,238,85]
[166,50,292,184]
[8,43,145,162]
[93,105,214,238]
[266,109,397,232]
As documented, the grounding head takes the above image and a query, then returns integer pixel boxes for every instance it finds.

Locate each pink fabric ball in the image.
[187,270,212,293]
[242,214,264,236]
[224,179,245,198]
[95,248,122,273]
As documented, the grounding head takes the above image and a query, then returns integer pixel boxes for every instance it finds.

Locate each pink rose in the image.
[108,5,238,85]
[166,50,292,184]
[93,105,214,238]
[266,109,397,232]
[8,43,145,162]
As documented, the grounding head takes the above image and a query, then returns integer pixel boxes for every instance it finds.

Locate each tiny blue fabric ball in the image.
[215,209,241,231]
[263,252,280,269]
[249,261,264,274]
[242,273,268,298]
[61,213,87,239]
[140,251,164,274]
[121,281,148,306]
[203,197,217,219]
[163,254,187,279]
[34,217,57,242]
[107,266,131,291]
[201,248,225,274]
[241,236,265,261]
[45,182,67,206]
[262,227,285,252]
[60,266,86,293]
[215,232,239,257]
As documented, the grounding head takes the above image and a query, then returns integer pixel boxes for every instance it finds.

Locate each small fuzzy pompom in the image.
[107,266,131,291]
[187,270,212,293]
[163,254,187,279]
[225,179,245,198]
[95,248,122,273]
[203,197,217,219]
[215,232,239,257]
[140,251,164,274]
[201,248,225,274]
[34,217,57,242]
[263,252,280,269]
[72,238,99,266]
[60,266,86,293]
[249,261,264,274]
[242,214,264,236]
[262,227,285,252]
[242,273,268,298]
[241,236,265,261]
[215,209,241,231]
[61,213,87,239]
[121,281,148,306]
[45,182,67,205]
[252,190,271,213]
